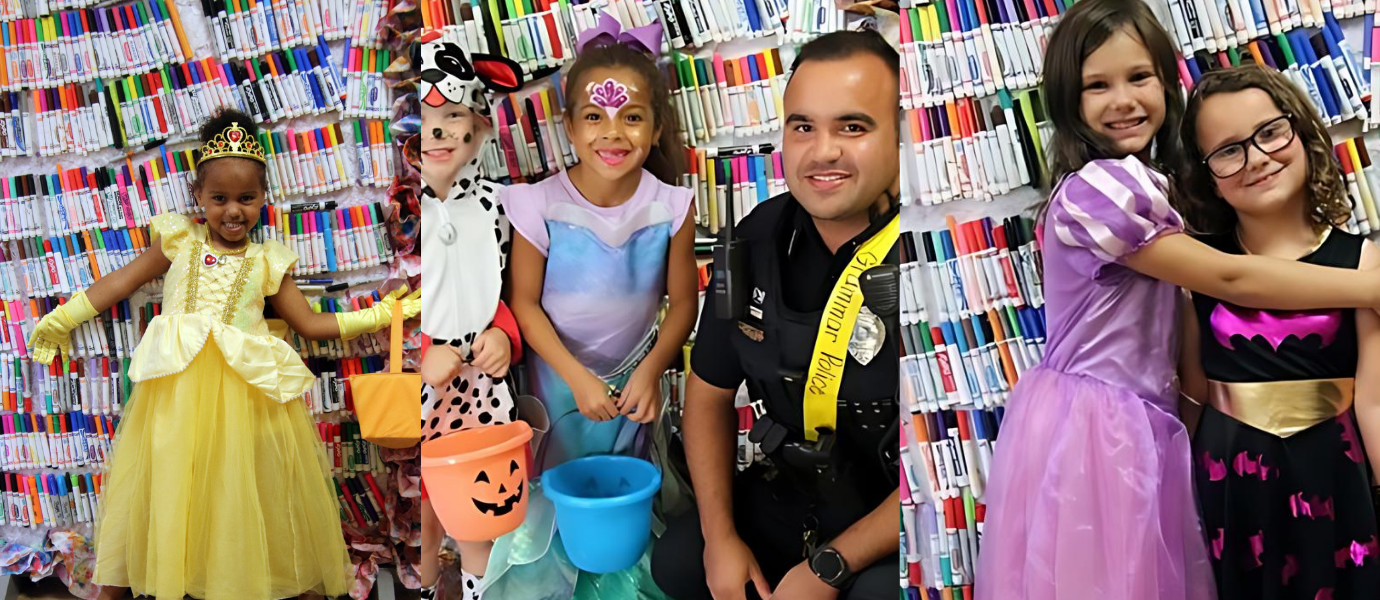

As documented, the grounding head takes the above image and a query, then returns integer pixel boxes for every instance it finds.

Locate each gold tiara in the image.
[198,122,265,165]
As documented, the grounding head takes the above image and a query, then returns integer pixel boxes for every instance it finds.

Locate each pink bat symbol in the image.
[1339,416,1366,464]
[1248,531,1266,568]
[1212,528,1225,560]
[587,78,630,119]
[1341,537,1380,568]
[1202,452,1227,481]
[1289,492,1335,520]
[1234,451,1274,481]
[1282,554,1299,586]
[1210,304,1342,350]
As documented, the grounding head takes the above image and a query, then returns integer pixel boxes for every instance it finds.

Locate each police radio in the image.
[713,167,746,320]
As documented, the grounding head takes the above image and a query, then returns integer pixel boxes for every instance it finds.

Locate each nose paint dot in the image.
[432,128,444,139]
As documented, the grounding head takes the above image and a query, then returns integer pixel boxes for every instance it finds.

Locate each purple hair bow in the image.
[576,11,664,55]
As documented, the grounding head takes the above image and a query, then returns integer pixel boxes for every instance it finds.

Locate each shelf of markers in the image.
[685,145,786,234]
[323,432,391,529]
[0,0,105,22]
[426,0,837,78]
[340,42,391,120]
[0,0,193,92]
[0,470,107,531]
[0,202,394,302]
[4,44,359,159]
[201,0,390,64]
[669,48,787,147]
[256,123,395,200]
[1163,0,1373,61]
[1173,12,1371,127]
[900,416,988,596]
[478,84,573,181]
[252,201,397,275]
[1335,135,1380,234]
[0,159,200,245]
[0,410,118,472]
[228,43,352,125]
[898,2,1058,110]
[904,89,1051,204]
[281,303,386,358]
[899,218,1045,413]
[0,230,156,302]
[302,355,391,416]
[0,356,129,417]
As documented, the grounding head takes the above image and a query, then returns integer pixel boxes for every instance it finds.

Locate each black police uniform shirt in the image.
[691,192,899,505]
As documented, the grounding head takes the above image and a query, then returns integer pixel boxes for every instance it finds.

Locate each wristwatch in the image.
[809,547,854,589]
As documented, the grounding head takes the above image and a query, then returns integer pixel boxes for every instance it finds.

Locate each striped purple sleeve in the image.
[1050,157,1183,268]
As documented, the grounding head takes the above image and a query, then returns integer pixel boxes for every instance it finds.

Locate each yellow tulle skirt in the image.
[94,342,352,600]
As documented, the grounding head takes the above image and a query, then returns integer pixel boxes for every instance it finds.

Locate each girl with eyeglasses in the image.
[1175,65,1380,600]
[976,3,1380,598]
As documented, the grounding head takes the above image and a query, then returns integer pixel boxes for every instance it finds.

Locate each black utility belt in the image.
[748,403,896,471]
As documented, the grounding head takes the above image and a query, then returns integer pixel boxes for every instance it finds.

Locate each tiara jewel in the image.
[198,122,266,165]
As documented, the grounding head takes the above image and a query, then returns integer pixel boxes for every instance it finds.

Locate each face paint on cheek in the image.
[587,78,637,120]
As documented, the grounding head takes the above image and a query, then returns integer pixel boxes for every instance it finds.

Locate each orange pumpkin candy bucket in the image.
[420,421,533,541]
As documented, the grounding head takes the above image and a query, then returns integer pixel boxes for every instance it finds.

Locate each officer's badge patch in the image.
[738,321,765,342]
[848,306,885,365]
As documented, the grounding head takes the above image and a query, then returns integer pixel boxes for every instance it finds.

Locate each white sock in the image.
[462,571,483,600]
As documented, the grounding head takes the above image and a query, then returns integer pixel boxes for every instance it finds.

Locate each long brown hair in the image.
[1039,0,1183,206]
[563,43,685,185]
[1178,65,1350,234]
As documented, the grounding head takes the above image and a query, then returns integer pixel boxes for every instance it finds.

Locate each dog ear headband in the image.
[414,29,525,117]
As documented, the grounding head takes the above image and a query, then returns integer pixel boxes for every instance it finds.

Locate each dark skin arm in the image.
[1177,291,1206,436]
[685,374,773,600]
[267,277,347,341]
[684,374,742,543]
[617,211,699,421]
[635,211,699,375]
[84,243,173,311]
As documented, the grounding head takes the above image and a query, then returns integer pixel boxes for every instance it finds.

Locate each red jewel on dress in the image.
[204,253,218,266]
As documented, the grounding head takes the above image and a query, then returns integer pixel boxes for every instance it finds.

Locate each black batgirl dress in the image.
[1190,228,1380,600]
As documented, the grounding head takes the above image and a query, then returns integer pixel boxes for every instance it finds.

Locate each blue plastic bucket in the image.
[543,455,662,573]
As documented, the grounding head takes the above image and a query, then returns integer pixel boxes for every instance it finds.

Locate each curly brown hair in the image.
[1178,64,1351,234]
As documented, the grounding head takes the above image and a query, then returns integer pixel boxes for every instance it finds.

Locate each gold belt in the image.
[1205,378,1354,438]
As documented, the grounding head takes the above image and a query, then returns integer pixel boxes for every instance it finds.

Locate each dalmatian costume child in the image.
[416,28,525,441]
[416,28,526,600]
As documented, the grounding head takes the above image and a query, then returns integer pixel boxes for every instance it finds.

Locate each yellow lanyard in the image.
[802,213,899,441]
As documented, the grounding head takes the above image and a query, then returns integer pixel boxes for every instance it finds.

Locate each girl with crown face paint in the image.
[413,29,528,600]
[25,109,421,600]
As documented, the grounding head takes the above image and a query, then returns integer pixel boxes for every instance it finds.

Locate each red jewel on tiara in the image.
[227,129,242,143]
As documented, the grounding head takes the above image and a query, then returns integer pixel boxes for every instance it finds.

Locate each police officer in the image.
[651,30,900,600]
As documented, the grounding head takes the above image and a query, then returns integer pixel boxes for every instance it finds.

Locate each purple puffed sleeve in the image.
[1048,157,1184,280]
[499,184,550,256]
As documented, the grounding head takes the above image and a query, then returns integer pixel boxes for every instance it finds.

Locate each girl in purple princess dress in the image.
[975,1,1380,599]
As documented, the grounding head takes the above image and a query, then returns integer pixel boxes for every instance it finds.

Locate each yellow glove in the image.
[336,286,422,340]
[28,291,99,365]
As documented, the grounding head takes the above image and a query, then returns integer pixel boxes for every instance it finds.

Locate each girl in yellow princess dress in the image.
[26,109,421,600]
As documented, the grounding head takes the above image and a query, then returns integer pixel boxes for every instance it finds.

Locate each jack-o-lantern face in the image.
[472,459,524,516]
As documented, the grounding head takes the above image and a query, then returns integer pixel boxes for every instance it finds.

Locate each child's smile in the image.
[195,157,266,250]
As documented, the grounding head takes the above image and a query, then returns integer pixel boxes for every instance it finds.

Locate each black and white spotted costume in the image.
[420,157,517,440]
[417,26,526,446]
[417,28,526,600]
